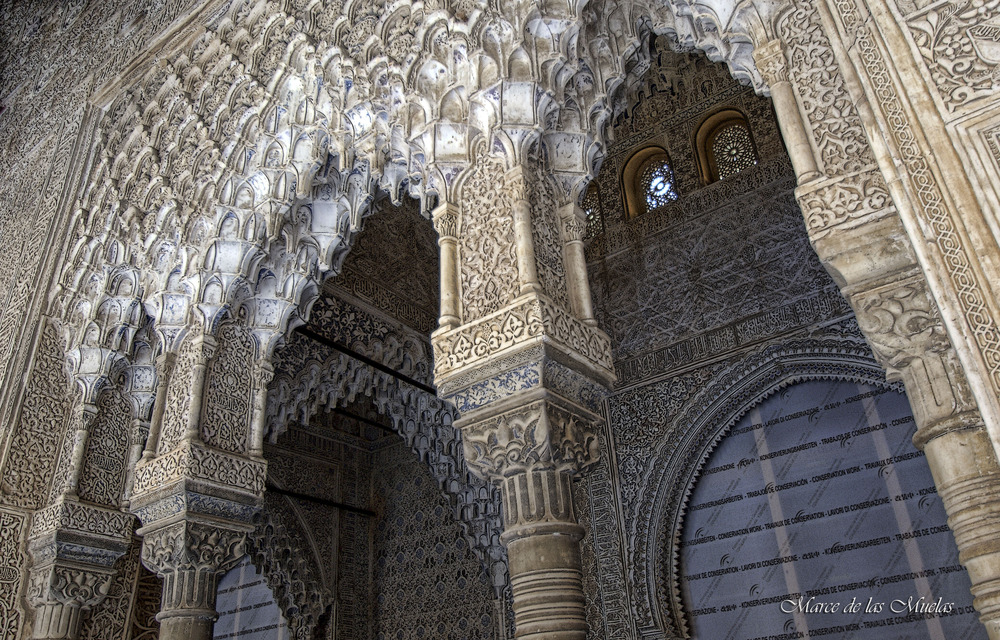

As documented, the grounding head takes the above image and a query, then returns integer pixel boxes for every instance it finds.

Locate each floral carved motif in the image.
[131,441,266,498]
[78,386,133,508]
[908,0,1000,110]
[0,509,27,639]
[140,520,246,613]
[796,169,894,237]
[141,523,244,577]
[1,322,71,509]
[852,279,951,372]
[528,170,570,309]
[459,154,519,322]
[26,566,113,608]
[200,321,256,454]
[779,0,877,177]
[30,501,134,541]
[461,400,600,479]
[156,334,200,456]
[433,297,613,380]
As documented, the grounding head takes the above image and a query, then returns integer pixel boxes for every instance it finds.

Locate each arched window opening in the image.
[621,146,678,219]
[695,109,759,184]
[582,182,604,240]
[639,158,678,210]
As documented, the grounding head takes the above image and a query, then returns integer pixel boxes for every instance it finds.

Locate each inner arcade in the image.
[3,1,1000,640]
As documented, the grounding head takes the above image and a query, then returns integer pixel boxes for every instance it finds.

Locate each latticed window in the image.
[639,158,678,210]
[695,109,759,184]
[711,122,757,179]
[621,146,678,219]
[582,183,603,239]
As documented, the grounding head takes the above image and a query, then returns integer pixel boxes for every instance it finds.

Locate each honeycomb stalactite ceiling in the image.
[328,196,440,335]
[0,0,774,381]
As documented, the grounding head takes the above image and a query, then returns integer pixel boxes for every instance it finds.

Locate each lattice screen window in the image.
[695,109,759,184]
[711,122,758,179]
[639,158,679,211]
[621,146,678,218]
[582,183,604,239]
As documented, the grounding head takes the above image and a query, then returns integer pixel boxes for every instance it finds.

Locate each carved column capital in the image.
[753,38,821,182]
[559,211,588,245]
[75,401,100,431]
[432,202,459,238]
[851,278,951,373]
[849,275,980,445]
[139,519,247,628]
[155,351,177,381]
[753,39,790,86]
[26,565,114,609]
[140,520,246,578]
[433,201,462,329]
[461,398,599,480]
[25,499,132,640]
[26,564,115,640]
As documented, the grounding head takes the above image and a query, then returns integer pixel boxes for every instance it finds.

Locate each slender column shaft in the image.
[122,418,149,505]
[248,361,273,457]
[500,470,586,640]
[183,337,214,442]
[433,203,461,329]
[754,41,821,183]
[919,422,1000,640]
[62,404,97,498]
[142,353,175,461]
[156,568,222,640]
[512,197,541,296]
[559,203,596,326]
[771,81,820,182]
[31,602,83,640]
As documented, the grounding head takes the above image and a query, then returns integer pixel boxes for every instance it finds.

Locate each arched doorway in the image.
[679,379,982,639]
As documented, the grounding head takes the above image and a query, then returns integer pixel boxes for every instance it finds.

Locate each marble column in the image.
[130,322,268,640]
[852,277,1000,639]
[432,156,614,639]
[138,520,247,640]
[753,40,821,184]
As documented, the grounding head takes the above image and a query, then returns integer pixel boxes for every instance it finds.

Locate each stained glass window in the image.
[639,159,678,211]
[710,122,758,180]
